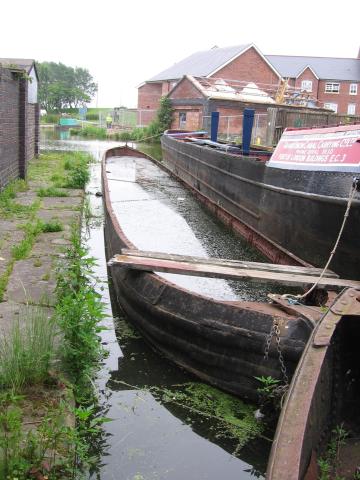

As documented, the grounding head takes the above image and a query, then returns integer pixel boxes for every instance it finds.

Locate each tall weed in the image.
[0,307,57,391]
[56,227,106,399]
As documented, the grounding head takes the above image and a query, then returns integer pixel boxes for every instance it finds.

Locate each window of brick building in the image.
[179,112,187,129]
[325,83,340,93]
[349,84,358,95]
[324,102,338,113]
[347,104,356,115]
[301,80,313,92]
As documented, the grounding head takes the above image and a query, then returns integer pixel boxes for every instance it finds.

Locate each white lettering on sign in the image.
[270,126,360,169]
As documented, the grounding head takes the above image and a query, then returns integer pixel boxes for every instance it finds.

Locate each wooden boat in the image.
[161,124,360,279]
[267,286,360,479]
[102,145,350,402]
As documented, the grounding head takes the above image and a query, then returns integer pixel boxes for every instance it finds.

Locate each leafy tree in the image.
[36,61,97,111]
[155,96,174,133]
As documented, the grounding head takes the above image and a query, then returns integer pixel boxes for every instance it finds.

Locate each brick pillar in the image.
[18,78,27,179]
[35,103,40,157]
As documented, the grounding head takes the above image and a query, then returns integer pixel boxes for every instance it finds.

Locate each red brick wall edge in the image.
[0,67,39,190]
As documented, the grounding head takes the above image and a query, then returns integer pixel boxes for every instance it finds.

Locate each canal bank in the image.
[0,149,103,477]
[40,130,272,479]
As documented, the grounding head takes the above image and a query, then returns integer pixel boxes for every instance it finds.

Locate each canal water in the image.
[41,129,271,480]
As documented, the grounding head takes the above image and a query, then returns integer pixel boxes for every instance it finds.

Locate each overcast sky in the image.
[2,0,359,107]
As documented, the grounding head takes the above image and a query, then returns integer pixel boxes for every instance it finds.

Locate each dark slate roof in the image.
[266,55,360,81]
[0,58,35,74]
[148,44,253,81]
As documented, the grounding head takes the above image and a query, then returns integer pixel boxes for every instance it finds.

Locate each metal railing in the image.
[202,113,269,145]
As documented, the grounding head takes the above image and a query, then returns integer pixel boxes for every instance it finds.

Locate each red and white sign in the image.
[268,124,360,171]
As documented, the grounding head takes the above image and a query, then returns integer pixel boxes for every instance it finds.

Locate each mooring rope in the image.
[282,176,359,302]
[126,132,163,144]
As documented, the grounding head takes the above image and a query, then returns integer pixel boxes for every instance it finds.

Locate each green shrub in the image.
[41,219,63,233]
[71,125,106,139]
[85,112,99,121]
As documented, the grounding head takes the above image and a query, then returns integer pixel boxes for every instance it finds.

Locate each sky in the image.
[1,0,359,107]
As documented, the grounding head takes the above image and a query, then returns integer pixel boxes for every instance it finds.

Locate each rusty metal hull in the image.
[102,146,312,401]
[161,134,360,279]
[267,287,360,479]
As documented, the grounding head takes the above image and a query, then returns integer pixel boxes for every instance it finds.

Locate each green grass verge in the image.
[37,187,69,197]
[28,151,92,189]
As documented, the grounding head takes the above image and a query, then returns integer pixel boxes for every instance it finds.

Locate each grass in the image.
[0,265,12,302]
[41,219,63,233]
[70,125,107,139]
[28,151,92,189]
[37,187,69,197]
[0,307,57,391]
[0,180,37,219]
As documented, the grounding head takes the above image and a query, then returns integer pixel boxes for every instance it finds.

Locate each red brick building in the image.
[138,44,360,125]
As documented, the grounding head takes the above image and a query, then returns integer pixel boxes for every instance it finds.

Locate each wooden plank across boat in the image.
[102,145,331,401]
[110,250,360,290]
[267,287,360,479]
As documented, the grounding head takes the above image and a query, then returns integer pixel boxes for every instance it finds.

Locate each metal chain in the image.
[264,318,289,385]
[263,321,275,361]
[274,321,289,385]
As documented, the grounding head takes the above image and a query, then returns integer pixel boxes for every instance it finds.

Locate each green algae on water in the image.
[151,382,263,452]
[115,317,141,341]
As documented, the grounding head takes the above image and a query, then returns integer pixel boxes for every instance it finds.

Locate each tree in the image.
[36,61,97,111]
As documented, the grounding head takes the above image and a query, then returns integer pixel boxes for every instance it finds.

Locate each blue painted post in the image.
[210,111,219,142]
[242,108,255,155]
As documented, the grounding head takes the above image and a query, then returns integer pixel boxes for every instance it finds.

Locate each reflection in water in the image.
[41,128,268,480]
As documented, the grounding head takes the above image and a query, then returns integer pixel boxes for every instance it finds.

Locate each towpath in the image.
[0,165,83,335]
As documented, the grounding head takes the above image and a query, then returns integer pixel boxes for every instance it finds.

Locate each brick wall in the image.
[295,68,319,100]
[171,106,203,130]
[213,46,280,86]
[137,82,163,125]
[317,80,359,115]
[0,67,39,190]
[169,79,202,99]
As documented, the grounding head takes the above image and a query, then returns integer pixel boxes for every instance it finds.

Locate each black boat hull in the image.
[161,134,360,279]
[102,146,312,401]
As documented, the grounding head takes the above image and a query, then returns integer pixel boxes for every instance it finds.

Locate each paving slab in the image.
[36,209,81,234]
[15,191,39,206]
[0,219,24,234]
[0,301,54,338]
[5,256,57,306]
[30,232,71,257]
[41,196,83,210]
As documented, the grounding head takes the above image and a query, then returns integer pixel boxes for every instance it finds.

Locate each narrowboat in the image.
[161,124,360,279]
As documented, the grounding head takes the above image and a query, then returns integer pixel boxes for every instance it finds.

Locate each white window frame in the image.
[347,104,356,115]
[301,80,313,92]
[349,84,358,95]
[325,82,340,94]
[179,112,187,129]
[324,102,338,113]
